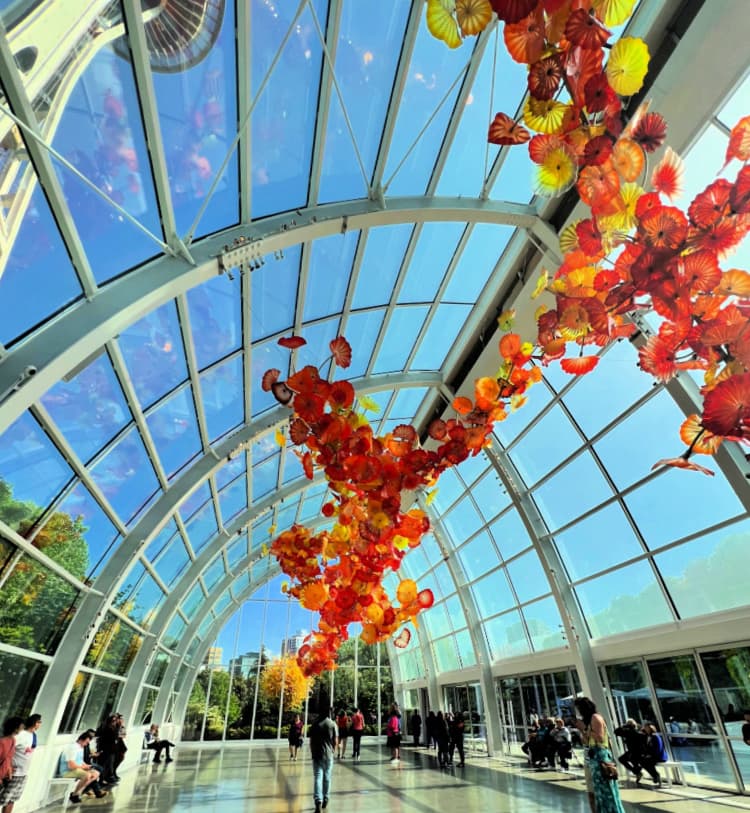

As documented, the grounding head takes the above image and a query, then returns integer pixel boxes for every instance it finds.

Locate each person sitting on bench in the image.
[58,732,101,804]
[143,724,174,764]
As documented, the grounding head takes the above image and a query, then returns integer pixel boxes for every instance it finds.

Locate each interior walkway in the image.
[56,743,750,813]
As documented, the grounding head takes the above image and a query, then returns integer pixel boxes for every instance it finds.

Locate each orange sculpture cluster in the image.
[426,0,750,472]
[264,337,503,675]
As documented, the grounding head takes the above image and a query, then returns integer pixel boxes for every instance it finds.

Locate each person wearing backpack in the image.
[386,704,402,763]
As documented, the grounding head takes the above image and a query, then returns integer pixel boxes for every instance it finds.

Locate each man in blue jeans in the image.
[308,706,338,813]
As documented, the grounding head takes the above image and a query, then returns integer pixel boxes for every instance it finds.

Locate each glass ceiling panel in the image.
[472,568,515,618]
[145,386,202,480]
[458,530,500,582]
[443,224,513,303]
[524,596,564,652]
[126,572,166,629]
[411,303,471,370]
[90,427,159,523]
[442,493,484,544]
[201,354,245,443]
[152,534,191,588]
[317,2,409,203]
[399,221,463,303]
[562,339,652,438]
[489,134,534,202]
[203,554,226,592]
[470,469,511,520]
[282,445,305,486]
[655,517,750,620]
[489,509,531,561]
[625,467,744,550]
[118,302,188,408]
[430,467,463,514]
[187,276,242,369]
[150,0,239,238]
[304,231,359,322]
[51,37,164,282]
[494,382,552,447]
[226,533,248,568]
[0,183,82,346]
[455,451,489,487]
[215,455,246,490]
[145,518,180,562]
[511,405,582,487]
[41,351,130,464]
[251,246,301,342]
[218,475,247,524]
[0,412,73,530]
[250,0,328,218]
[372,305,429,373]
[436,32,526,197]
[483,609,529,660]
[295,318,340,378]
[533,451,613,532]
[505,549,548,604]
[163,614,187,649]
[253,454,279,500]
[50,483,119,577]
[340,308,384,379]
[383,22,472,196]
[554,502,643,582]
[576,560,673,638]
[389,387,428,419]
[351,225,412,309]
[179,482,212,521]
[184,500,218,556]
[181,581,206,622]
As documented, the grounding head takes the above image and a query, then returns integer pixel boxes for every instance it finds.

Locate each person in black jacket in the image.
[614,719,648,781]
[426,711,437,750]
[449,712,466,767]
[435,712,451,767]
[95,715,119,785]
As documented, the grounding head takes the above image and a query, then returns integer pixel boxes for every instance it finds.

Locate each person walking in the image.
[0,718,24,813]
[2,714,41,813]
[410,710,422,747]
[335,709,350,759]
[350,707,365,762]
[426,711,437,750]
[450,712,466,767]
[309,706,337,813]
[386,704,402,763]
[573,697,625,813]
[287,714,303,761]
[435,711,451,767]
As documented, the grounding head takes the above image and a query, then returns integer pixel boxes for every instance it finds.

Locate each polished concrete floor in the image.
[55,743,750,813]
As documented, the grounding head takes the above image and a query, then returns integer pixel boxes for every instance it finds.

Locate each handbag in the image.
[600,760,619,781]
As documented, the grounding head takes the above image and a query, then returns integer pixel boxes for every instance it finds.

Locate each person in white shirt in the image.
[58,733,98,805]
[3,714,41,813]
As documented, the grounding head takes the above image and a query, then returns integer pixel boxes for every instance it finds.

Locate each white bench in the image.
[659,760,699,786]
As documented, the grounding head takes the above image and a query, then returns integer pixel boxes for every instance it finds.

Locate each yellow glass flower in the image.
[606,37,650,96]
[523,97,571,134]
[456,0,492,36]
[534,147,577,196]
[426,0,462,49]
[531,269,549,299]
[592,0,636,26]
[358,394,381,413]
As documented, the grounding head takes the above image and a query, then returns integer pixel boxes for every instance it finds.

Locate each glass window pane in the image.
[0,185,82,345]
[146,518,180,561]
[511,405,582,486]
[457,531,500,582]
[90,426,160,524]
[146,651,170,688]
[625,468,744,549]
[471,569,515,618]
[412,303,472,370]
[429,467,464,513]
[182,582,206,621]
[151,0,238,236]
[576,560,673,638]
[533,451,613,531]
[655,518,750,619]
[455,452,489,487]
[203,555,226,592]
[153,534,191,588]
[41,353,130,463]
[187,276,242,369]
[304,231,358,322]
[185,501,219,556]
[506,550,548,604]
[163,614,187,649]
[470,469,511,521]
[0,413,73,530]
[604,661,656,726]
[215,456,246,491]
[494,383,552,447]
[455,629,476,668]
[554,503,643,581]
[76,675,123,733]
[432,636,460,673]
[124,573,166,629]
[146,387,202,479]
[219,477,247,525]
[180,482,212,521]
[0,555,78,654]
[489,510,532,561]
[443,224,514,303]
[423,603,451,639]
[0,651,47,724]
[442,494,485,545]
[484,610,529,660]
[399,222,464,304]
[523,596,564,652]
[251,0,327,218]
[118,302,188,408]
[372,306,429,374]
[201,355,245,442]
[226,534,248,569]
[352,225,412,309]
[251,246,301,342]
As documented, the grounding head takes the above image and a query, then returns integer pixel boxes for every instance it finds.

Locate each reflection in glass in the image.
[188,276,242,369]
[201,355,245,442]
[0,555,78,654]
[483,609,529,661]
[605,661,656,726]
[84,612,142,676]
[146,386,202,479]
[0,651,47,724]
[352,225,412,309]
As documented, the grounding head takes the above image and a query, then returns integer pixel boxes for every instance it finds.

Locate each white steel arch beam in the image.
[28,371,440,742]
[0,196,548,431]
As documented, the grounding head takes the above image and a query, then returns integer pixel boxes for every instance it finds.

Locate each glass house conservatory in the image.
[0,0,748,808]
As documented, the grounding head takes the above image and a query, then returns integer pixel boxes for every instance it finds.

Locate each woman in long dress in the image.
[574,697,625,813]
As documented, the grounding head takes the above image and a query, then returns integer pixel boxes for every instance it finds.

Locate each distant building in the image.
[281,630,307,657]
[228,650,260,679]
[205,646,224,669]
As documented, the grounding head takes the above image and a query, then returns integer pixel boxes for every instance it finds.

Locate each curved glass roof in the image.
[0,0,748,779]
